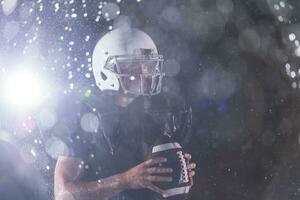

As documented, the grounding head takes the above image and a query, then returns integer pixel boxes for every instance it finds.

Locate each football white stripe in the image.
[152,142,182,153]
[162,186,191,198]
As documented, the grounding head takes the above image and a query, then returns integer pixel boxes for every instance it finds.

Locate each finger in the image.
[184,153,192,160]
[189,170,195,177]
[144,157,167,167]
[189,177,194,187]
[147,167,173,174]
[146,183,165,195]
[187,162,196,170]
[146,176,173,182]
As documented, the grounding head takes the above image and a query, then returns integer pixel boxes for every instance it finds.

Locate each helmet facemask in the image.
[104,49,164,96]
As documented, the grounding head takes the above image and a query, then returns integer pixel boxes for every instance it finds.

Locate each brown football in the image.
[150,139,191,200]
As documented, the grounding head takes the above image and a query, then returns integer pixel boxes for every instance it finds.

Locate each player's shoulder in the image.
[53,91,114,137]
[82,91,118,114]
[62,90,117,116]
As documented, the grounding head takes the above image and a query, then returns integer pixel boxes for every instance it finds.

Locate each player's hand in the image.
[121,157,173,195]
[184,153,196,187]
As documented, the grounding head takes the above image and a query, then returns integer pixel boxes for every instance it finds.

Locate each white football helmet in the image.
[92,27,164,96]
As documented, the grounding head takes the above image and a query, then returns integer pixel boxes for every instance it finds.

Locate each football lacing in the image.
[177,151,189,183]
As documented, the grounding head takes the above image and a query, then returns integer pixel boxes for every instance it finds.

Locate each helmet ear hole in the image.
[101,72,108,80]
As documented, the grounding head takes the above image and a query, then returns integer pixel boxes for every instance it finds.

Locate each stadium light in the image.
[2,70,44,110]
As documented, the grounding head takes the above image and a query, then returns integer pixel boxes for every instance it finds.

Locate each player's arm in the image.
[54,156,173,200]
[54,156,126,200]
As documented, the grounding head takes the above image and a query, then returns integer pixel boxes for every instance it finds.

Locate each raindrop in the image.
[80,113,100,133]
[199,66,237,101]
[85,35,90,42]
[285,63,291,70]
[292,81,297,88]
[289,33,296,41]
[290,71,296,78]
[164,59,181,77]
[102,2,120,21]
[70,83,74,90]
[294,47,300,57]
[45,137,69,159]
[274,4,280,10]
[279,1,285,8]
[129,75,135,81]
[54,3,60,12]
[71,13,77,18]
[37,107,57,130]
[19,1,35,19]
[161,6,182,27]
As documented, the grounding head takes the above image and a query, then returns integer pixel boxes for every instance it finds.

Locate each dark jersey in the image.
[58,92,192,200]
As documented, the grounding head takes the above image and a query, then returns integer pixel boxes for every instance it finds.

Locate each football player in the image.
[54,26,196,200]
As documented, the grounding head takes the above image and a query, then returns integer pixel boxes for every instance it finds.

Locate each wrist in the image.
[118,172,129,191]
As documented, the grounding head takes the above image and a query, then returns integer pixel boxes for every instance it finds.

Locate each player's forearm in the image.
[56,173,127,200]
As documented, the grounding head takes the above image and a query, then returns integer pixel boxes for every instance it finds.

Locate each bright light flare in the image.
[2,71,44,110]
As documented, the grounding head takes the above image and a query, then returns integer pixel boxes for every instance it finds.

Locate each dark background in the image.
[1,0,300,199]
